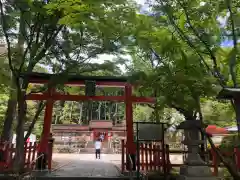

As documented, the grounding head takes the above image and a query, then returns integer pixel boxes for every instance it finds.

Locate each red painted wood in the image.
[38,88,55,153]
[153,144,157,171]
[0,142,38,172]
[125,85,134,155]
[26,93,155,103]
[140,143,144,171]
[149,143,152,171]
[145,143,148,171]
[48,140,54,170]
[31,142,37,169]
[27,142,32,169]
[121,140,125,173]
[157,145,161,171]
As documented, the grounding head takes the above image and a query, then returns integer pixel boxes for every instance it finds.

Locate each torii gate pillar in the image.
[125,84,136,170]
[36,88,54,170]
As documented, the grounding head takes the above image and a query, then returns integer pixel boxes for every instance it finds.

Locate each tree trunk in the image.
[14,89,26,173]
[2,78,17,141]
[2,9,25,142]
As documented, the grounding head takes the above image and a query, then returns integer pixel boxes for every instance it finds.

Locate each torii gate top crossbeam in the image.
[20,72,129,87]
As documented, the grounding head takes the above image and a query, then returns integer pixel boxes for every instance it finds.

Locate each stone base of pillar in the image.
[180,165,217,177]
[177,154,218,180]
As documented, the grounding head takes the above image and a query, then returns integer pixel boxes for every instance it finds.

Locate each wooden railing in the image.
[121,140,170,174]
[121,140,240,177]
[0,142,38,172]
[0,139,54,172]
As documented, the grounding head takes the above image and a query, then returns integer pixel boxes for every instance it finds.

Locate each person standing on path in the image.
[95,138,101,159]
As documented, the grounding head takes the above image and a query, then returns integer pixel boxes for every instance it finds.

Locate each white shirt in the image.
[95,141,101,149]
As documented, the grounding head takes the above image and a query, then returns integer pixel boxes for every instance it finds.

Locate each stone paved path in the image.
[49,153,183,177]
[51,154,122,177]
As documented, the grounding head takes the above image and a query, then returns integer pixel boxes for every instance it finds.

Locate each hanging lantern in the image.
[85,80,96,96]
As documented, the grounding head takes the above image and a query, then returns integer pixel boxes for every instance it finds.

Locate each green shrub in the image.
[219,134,240,151]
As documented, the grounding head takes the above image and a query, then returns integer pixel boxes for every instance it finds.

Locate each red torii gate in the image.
[23,72,155,169]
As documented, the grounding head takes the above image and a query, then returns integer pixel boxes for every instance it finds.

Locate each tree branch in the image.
[24,101,46,141]
[159,1,226,87]
[226,0,238,87]
[0,0,15,76]
[27,25,64,75]
[177,0,224,87]
[19,14,41,72]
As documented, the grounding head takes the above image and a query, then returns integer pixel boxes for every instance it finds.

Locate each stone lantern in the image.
[177,120,217,180]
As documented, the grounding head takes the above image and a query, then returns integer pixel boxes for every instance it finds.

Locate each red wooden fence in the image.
[0,142,38,172]
[121,140,240,177]
[121,140,171,174]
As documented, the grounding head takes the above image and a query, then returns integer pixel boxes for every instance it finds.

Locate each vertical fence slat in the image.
[145,143,148,171]
[121,139,125,173]
[149,143,153,171]
[31,142,37,169]
[153,144,157,171]
[27,142,32,169]
[140,143,144,171]
[157,145,161,171]
[0,141,38,172]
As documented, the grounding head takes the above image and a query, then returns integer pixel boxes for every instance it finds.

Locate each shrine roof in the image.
[20,72,128,83]
[217,88,240,99]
